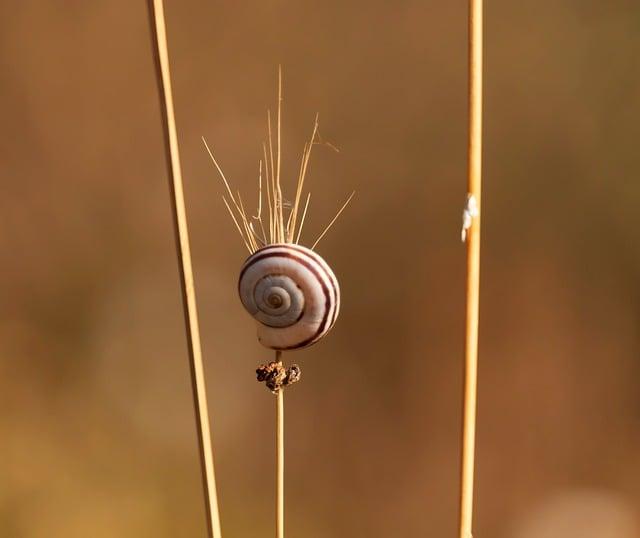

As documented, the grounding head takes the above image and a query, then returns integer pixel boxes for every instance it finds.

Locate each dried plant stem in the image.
[146,2,223,538]
[275,350,285,538]
[458,0,483,538]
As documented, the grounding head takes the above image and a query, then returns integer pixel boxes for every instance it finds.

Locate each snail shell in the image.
[238,243,340,350]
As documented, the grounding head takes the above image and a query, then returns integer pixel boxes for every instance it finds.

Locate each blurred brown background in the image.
[1,1,640,537]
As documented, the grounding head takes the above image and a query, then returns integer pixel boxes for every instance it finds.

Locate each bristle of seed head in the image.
[204,70,352,254]
[295,192,312,244]
[311,191,356,250]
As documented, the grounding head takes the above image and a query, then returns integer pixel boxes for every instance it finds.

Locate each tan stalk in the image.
[275,350,285,538]
[146,2,223,537]
[458,0,483,537]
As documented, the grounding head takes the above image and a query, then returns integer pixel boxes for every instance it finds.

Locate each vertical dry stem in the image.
[458,0,483,537]
[275,350,285,538]
[146,2,223,537]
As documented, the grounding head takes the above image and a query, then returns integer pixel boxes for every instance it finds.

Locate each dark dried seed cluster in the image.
[256,361,301,393]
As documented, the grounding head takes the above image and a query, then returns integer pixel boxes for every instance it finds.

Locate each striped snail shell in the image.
[238,243,340,350]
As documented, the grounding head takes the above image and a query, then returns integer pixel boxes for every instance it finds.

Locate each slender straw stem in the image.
[146,2,223,538]
[458,0,483,537]
[275,350,285,538]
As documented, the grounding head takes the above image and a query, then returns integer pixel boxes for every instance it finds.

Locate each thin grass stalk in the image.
[275,350,285,538]
[146,2,223,537]
[458,0,483,537]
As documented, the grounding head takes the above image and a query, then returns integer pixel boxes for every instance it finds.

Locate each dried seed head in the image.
[256,361,301,393]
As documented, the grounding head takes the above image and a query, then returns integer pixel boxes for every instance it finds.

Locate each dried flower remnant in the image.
[256,361,301,393]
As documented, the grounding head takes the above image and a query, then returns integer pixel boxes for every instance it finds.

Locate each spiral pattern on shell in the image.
[238,243,340,350]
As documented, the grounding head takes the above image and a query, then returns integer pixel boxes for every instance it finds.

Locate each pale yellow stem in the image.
[146,2,223,538]
[458,0,483,538]
[275,350,284,538]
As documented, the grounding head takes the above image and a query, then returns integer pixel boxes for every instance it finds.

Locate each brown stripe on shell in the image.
[266,243,340,336]
[255,243,341,339]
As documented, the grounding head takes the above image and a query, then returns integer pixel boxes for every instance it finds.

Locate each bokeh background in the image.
[2,1,640,536]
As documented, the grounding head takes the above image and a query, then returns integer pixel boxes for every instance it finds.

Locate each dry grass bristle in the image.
[203,69,352,255]
[311,190,355,250]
